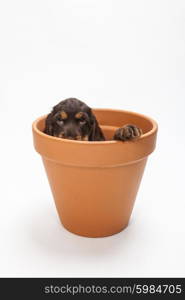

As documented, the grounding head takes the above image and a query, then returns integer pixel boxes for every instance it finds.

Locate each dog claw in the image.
[113,124,142,141]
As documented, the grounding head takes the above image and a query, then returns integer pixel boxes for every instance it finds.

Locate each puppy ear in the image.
[44,102,65,136]
[89,111,105,141]
[44,112,55,136]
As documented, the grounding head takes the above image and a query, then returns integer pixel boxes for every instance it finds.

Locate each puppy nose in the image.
[65,128,76,138]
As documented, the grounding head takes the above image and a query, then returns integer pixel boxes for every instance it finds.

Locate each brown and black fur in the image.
[44,98,142,141]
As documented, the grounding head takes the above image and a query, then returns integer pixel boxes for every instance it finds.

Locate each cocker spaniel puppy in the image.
[44,98,142,141]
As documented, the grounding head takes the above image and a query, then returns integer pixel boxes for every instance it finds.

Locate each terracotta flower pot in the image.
[32,108,158,238]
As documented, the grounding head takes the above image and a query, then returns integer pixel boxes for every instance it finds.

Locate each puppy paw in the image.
[113,124,142,141]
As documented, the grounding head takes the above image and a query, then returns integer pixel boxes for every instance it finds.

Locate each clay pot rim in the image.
[32,108,158,145]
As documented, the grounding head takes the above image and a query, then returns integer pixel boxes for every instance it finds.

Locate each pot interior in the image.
[94,109,154,136]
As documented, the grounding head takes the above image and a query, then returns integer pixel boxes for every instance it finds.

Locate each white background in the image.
[0,0,185,277]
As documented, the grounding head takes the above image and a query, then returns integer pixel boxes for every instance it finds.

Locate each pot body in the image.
[42,157,147,237]
[32,109,157,237]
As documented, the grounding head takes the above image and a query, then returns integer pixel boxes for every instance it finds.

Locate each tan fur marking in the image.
[82,135,89,141]
[58,132,65,138]
[60,111,68,120]
[75,112,84,119]
[76,135,82,140]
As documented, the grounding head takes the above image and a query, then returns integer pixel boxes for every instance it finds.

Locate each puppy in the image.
[44,98,142,141]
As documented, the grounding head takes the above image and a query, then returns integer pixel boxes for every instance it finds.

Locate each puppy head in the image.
[44,98,105,141]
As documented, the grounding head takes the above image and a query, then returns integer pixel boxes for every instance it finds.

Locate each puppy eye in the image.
[79,119,86,125]
[56,117,64,125]
[56,115,64,122]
